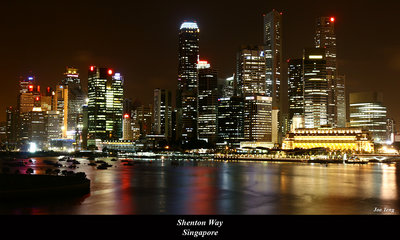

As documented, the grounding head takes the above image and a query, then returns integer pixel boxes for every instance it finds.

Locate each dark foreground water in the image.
[1,157,400,215]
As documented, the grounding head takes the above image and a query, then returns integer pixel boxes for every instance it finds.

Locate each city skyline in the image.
[1,1,400,126]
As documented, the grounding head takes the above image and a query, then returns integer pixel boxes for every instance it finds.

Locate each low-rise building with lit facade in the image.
[282,127,374,153]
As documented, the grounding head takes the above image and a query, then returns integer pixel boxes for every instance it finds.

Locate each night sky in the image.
[1,0,400,125]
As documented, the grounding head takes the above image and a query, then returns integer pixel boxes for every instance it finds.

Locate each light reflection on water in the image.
[0,157,400,215]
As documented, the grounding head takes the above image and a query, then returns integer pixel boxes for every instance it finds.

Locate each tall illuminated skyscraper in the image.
[197,60,218,144]
[87,66,124,146]
[263,9,282,108]
[287,59,304,125]
[315,16,338,127]
[17,74,40,145]
[177,21,200,144]
[303,48,328,128]
[62,67,86,140]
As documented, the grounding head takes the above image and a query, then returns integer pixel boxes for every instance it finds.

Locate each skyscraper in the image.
[17,74,40,145]
[87,66,124,146]
[287,58,304,125]
[244,96,273,142]
[336,74,346,127]
[197,60,218,144]
[349,91,387,143]
[53,84,68,138]
[177,21,199,144]
[263,9,282,108]
[236,45,266,97]
[217,96,244,149]
[153,88,172,139]
[315,16,337,127]
[303,48,328,128]
[62,67,86,140]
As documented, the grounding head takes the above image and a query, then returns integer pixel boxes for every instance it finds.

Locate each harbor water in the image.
[0,156,399,215]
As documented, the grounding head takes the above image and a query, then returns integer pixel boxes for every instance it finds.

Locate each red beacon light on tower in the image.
[124,113,130,119]
[108,69,113,75]
[330,17,335,23]
[90,66,95,71]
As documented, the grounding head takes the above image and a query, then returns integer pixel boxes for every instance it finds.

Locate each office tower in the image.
[53,84,68,138]
[29,107,46,149]
[5,106,18,150]
[122,113,133,140]
[17,74,40,145]
[45,111,61,142]
[244,96,273,142]
[263,9,282,108]
[87,66,124,146]
[132,104,153,140]
[287,58,304,125]
[197,61,218,144]
[217,96,244,148]
[336,74,346,127]
[62,67,86,140]
[236,45,266,97]
[349,92,387,143]
[177,21,199,144]
[303,48,328,128]
[153,88,172,139]
[315,16,337,127]
[107,72,124,139]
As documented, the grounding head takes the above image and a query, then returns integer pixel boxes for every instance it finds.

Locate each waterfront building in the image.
[315,16,337,127]
[349,92,387,143]
[282,127,374,153]
[153,88,172,139]
[287,58,304,127]
[244,95,273,142]
[87,66,124,147]
[216,96,244,149]
[236,45,266,97]
[177,21,200,144]
[303,48,328,128]
[197,61,218,144]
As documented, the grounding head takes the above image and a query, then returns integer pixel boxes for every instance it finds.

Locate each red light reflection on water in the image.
[186,167,217,214]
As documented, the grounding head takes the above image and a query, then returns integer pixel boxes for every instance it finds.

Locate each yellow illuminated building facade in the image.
[282,127,374,153]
